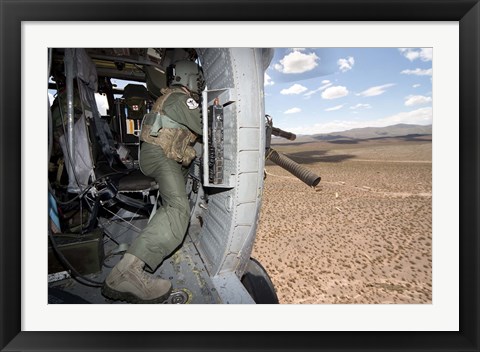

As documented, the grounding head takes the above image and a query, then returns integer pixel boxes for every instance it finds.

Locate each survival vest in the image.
[140,87,191,145]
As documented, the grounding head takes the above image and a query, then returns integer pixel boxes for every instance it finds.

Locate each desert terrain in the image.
[252,135,432,304]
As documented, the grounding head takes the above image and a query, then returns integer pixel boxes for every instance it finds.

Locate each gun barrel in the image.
[268,149,321,187]
[271,127,296,141]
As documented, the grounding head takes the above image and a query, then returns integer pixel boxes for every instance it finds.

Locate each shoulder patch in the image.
[185,98,199,110]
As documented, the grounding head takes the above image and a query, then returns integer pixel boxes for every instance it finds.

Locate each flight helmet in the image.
[168,60,205,94]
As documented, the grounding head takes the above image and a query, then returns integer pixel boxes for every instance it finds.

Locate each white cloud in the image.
[401,68,433,76]
[321,86,349,100]
[420,48,433,61]
[350,103,372,110]
[399,48,420,61]
[280,84,308,95]
[357,83,395,97]
[404,95,432,106]
[264,73,274,86]
[274,51,319,74]
[322,80,330,84]
[304,82,333,98]
[325,105,344,112]
[285,107,432,135]
[413,84,421,88]
[284,107,301,114]
[399,48,432,61]
[380,107,432,125]
[337,56,355,72]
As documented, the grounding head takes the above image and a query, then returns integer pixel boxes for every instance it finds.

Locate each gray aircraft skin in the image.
[48,48,319,304]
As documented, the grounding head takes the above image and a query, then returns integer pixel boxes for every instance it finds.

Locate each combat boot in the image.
[102,253,172,303]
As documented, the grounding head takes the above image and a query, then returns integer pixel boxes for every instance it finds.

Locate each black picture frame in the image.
[1,0,478,351]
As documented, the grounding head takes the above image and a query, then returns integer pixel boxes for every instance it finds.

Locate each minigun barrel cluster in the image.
[271,126,296,141]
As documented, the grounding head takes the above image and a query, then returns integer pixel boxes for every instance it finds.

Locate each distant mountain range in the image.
[272,124,432,143]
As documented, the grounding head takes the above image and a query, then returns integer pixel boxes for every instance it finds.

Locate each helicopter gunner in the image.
[102,60,205,303]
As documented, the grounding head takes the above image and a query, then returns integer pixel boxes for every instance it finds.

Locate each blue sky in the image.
[49,48,433,135]
[264,48,433,135]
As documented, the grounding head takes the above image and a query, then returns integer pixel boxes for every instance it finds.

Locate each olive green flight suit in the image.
[127,87,202,271]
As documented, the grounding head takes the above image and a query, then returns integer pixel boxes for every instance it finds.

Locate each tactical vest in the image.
[140,88,189,145]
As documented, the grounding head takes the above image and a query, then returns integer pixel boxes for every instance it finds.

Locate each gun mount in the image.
[265,115,321,188]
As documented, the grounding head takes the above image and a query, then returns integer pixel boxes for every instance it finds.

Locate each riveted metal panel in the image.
[235,202,258,225]
[219,225,251,275]
[194,48,267,281]
[222,104,237,182]
[211,272,255,304]
[198,48,235,90]
[239,151,260,173]
[237,173,259,203]
[238,127,260,152]
[200,191,233,270]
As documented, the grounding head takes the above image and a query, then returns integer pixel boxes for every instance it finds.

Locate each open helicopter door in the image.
[49,48,278,304]
[185,48,277,303]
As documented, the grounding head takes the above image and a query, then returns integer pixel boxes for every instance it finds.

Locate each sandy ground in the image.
[252,136,432,304]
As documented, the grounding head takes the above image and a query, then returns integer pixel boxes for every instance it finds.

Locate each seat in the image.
[123,84,149,120]
[116,85,158,203]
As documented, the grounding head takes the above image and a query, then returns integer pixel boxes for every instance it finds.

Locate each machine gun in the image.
[265,115,321,188]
